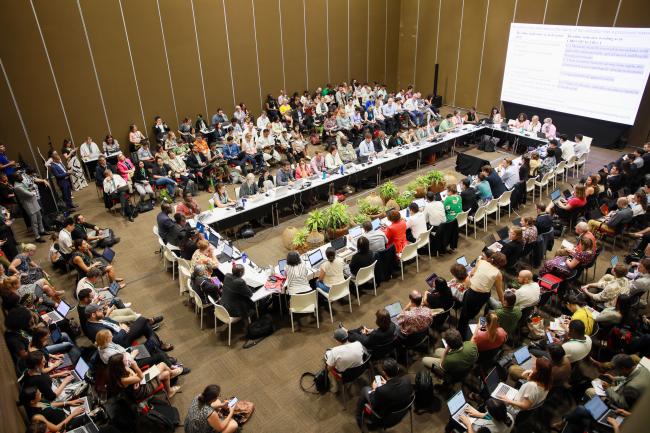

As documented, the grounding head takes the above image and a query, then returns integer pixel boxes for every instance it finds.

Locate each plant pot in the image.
[282,226,299,250]
[369,211,386,220]
[366,192,384,210]
[306,230,325,250]
[414,187,426,198]
[385,198,400,212]
[326,225,349,241]
[292,243,310,254]
[429,181,445,194]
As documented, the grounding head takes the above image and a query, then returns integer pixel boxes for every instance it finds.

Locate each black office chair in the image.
[361,393,415,432]
[400,330,430,367]
[331,352,372,408]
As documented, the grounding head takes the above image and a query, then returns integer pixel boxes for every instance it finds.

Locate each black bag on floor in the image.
[138,199,155,213]
[414,370,435,413]
[300,367,330,394]
[242,314,274,348]
[141,398,180,433]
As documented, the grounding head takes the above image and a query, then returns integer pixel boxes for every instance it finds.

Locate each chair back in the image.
[473,206,486,222]
[456,210,468,228]
[415,231,429,249]
[235,186,241,197]
[555,160,566,174]
[582,135,593,149]
[379,394,415,429]
[328,278,351,301]
[400,242,418,261]
[341,352,371,383]
[189,288,204,306]
[179,267,191,292]
[565,155,577,167]
[177,258,190,272]
[369,337,397,361]
[153,226,159,237]
[290,290,317,312]
[486,198,498,214]
[526,177,535,192]
[497,190,512,206]
[215,303,236,323]
[355,260,376,285]
[577,153,587,165]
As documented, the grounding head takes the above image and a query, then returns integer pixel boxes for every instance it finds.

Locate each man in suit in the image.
[156,202,175,244]
[219,264,254,318]
[13,173,46,242]
[49,152,76,209]
[481,165,507,199]
[459,178,478,214]
[356,358,413,427]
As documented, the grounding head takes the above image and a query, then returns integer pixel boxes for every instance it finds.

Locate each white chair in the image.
[456,210,469,237]
[157,237,166,265]
[316,278,352,323]
[564,155,577,179]
[575,153,587,176]
[582,135,593,152]
[162,245,178,279]
[553,160,566,187]
[351,260,377,304]
[289,290,319,332]
[496,190,513,221]
[534,172,551,202]
[525,177,536,202]
[470,206,487,238]
[208,295,242,346]
[178,264,191,296]
[398,243,419,280]
[485,198,498,225]
[190,288,213,329]
[416,228,432,259]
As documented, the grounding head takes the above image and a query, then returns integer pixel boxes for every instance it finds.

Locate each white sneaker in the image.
[123,302,132,308]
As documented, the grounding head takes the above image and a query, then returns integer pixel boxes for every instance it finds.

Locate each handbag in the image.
[527,315,546,340]
[300,367,330,394]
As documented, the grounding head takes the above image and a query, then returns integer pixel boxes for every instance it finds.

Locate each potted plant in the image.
[365,192,385,210]
[291,228,309,253]
[357,197,385,220]
[323,202,351,240]
[304,209,325,247]
[428,170,446,193]
[353,212,370,225]
[395,190,415,210]
[409,179,426,198]
[378,180,399,203]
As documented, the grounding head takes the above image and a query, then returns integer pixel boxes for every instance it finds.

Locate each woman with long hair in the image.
[184,384,239,433]
[500,357,552,415]
[459,397,514,433]
[60,139,88,191]
[107,352,180,399]
[471,312,507,352]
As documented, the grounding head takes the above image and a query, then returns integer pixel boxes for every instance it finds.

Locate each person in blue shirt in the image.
[358,133,376,157]
[0,143,17,177]
[222,137,256,175]
[276,161,295,186]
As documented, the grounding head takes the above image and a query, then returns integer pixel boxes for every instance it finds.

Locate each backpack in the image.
[138,199,155,213]
[300,368,330,394]
[242,315,274,348]
[414,370,435,413]
[141,398,180,433]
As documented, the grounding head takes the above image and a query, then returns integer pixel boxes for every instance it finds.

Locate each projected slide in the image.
[501,23,650,125]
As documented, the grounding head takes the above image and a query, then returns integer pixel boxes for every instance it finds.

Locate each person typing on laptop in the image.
[498,357,551,416]
[585,354,650,410]
[347,236,375,279]
[76,289,146,330]
[546,185,587,221]
[20,386,87,433]
[509,344,571,389]
[69,240,125,289]
[71,214,118,249]
[21,351,73,402]
[316,247,345,293]
[76,268,129,309]
[458,398,514,433]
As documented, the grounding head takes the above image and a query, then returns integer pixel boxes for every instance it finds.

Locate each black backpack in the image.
[242,315,274,348]
[141,398,180,433]
[138,199,155,213]
[414,370,435,413]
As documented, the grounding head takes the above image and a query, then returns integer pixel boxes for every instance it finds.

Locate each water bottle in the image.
[209,200,215,210]
[406,208,410,218]
[242,252,247,264]
[339,165,344,175]
[322,171,326,180]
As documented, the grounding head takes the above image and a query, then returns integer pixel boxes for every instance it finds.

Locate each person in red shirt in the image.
[546,185,587,220]
[471,311,507,352]
[383,209,407,253]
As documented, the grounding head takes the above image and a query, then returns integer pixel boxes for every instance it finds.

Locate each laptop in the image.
[610,256,619,268]
[456,256,473,273]
[67,418,99,433]
[70,357,90,383]
[496,226,510,242]
[348,225,363,239]
[87,229,109,239]
[218,243,240,263]
[584,395,625,428]
[447,390,476,428]
[550,188,563,204]
[101,247,115,263]
[357,155,369,164]
[42,300,72,324]
[278,259,287,277]
[107,281,120,297]
[196,221,206,235]
[127,344,151,360]
[207,231,220,249]
[371,218,381,230]
[513,345,534,370]
[491,380,518,401]
[308,249,325,270]
[331,236,347,251]
[385,301,402,324]
[485,367,501,394]
[512,217,521,226]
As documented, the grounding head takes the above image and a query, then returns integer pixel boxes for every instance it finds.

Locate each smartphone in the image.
[374,375,382,388]
[479,316,486,328]
[546,331,554,343]
[228,397,238,408]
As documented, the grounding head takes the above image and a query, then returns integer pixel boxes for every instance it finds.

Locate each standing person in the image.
[13,173,46,243]
[443,184,463,222]
[0,143,17,177]
[60,139,88,191]
[48,151,76,210]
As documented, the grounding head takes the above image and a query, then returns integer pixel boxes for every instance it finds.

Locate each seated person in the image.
[475,173,493,203]
[535,203,554,234]
[497,227,524,270]
[136,142,155,167]
[547,185,587,220]
[191,264,222,303]
[581,263,630,309]
[316,247,345,293]
[459,179,478,214]
[508,343,572,389]
[275,161,295,186]
[20,385,87,433]
[176,191,200,218]
[151,156,177,197]
[106,352,180,399]
[70,239,124,288]
[284,251,311,295]
[190,239,219,271]
[513,270,540,309]
[422,328,478,377]
[423,191,445,228]
[520,217,538,245]
[71,214,118,248]
[396,290,434,338]
[348,236,375,277]
[167,213,190,247]
[355,358,413,428]
[405,202,427,243]
[346,309,398,352]
[238,173,259,198]
[540,236,594,278]
[362,220,387,253]
[184,384,242,433]
[481,165,507,199]
[495,290,522,337]
[585,354,650,410]
[21,351,74,403]
[548,320,592,363]
[219,264,254,318]
[498,357,551,416]
[383,210,407,254]
[324,145,343,170]
[102,169,131,218]
[588,197,634,234]
[498,158,520,190]
[424,277,455,310]
[325,328,366,373]
[458,398,514,433]
[564,293,595,336]
[76,288,143,334]
[212,182,235,208]
[471,312,507,352]
[310,151,326,175]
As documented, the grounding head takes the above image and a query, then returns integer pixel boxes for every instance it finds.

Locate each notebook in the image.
[447,390,476,428]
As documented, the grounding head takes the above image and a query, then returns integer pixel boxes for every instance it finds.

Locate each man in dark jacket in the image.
[356,358,413,427]
[346,308,397,352]
[459,178,478,213]
[588,197,634,234]
[219,264,254,318]
[156,202,175,244]
[481,165,507,198]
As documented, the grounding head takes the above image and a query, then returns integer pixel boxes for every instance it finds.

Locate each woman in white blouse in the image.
[526,115,542,133]
[499,357,551,416]
[285,251,312,295]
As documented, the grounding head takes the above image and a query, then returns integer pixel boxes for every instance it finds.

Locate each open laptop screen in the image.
[348,225,363,239]
[584,395,608,419]
[371,218,380,230]
[308,249,323,266]
[456,256,468,267]
[385,302,402,318]
[222,243,234,259]
[485,367,500,393]
[447,390,466,415]
[514,346,531,365]
[278,259,287,276]
[75,357,90,379]
[56,300,71,317]
[331,237,346,251]
[550,189,561,201]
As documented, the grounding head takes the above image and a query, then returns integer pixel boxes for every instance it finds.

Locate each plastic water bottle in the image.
[339,165,344,175]
[406,208,410,218]
[322,171,326,180]
[242,252,247,264]
[209,200,215,210]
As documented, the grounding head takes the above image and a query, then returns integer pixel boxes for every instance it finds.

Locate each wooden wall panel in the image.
[0,69,32,165]
[280,0,308,93]
[33,0,106,144]
[159,0,206,119]
[435,0,461,104]
[0,1,69,156]
[328,0,349,84]
[577,0,618,26]
[544,0,580,25]
[413,0,438,96]
[122,0,176,129]
[224,0,260,111]
[455,0,487,108]
[514,0,545,24]
[476,0,516,113]
[397,0,418,89]
[385,0,401,89]
[305,0,329,90]
[81,0,141,144]
[616,0,650,27]
[194,0,235,114]
[349,0,368,82]
[368,0,387,84]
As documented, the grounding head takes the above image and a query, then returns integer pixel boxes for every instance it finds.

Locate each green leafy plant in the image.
[292,228,309,247]
[305,209,326,232]
[353,212,370,225]
[429,170,445,184]
[415,175,431,188]
[378,180,399,202]
[395,190,415,209]
[357,198,383,216]
[323,202,351,230]
[405,181,419,193]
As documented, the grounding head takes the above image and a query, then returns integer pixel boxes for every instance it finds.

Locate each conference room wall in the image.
[397,0,650,146]
[0,0,401,169]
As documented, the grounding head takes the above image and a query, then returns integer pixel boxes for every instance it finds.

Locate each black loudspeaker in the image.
[432,63,442,108]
